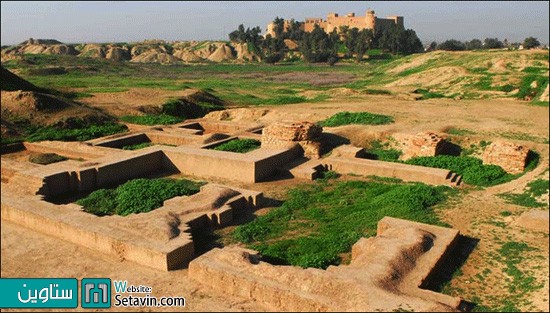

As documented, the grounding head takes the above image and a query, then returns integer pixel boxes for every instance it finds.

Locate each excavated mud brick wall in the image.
[482,141,529,174]
[396,132,449,161]
[261,122,323,159]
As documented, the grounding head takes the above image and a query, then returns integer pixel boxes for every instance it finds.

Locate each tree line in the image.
[228,17,424,64]
[428,37,542,51]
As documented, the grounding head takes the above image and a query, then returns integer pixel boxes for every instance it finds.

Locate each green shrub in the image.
[318,111,394,127]
[76,178,202,216]
[26,122,128,142]
[405,155,513,186]
[120,114,183,125]
[415,88,446,99]
[263,96,307,105]
[28,153,67,165]
[162,98,223,118]
[212,139,261,153]
[233,180,450,269]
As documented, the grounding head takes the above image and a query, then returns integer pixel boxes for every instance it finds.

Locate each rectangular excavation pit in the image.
[1,180,264,271]
[179,120,261,135]
[93,132,199,149]
[201,137,262,153]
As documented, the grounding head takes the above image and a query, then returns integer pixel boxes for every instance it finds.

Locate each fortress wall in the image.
[162,148,256,183]
[327,157,452,186]
[327,16,367,31]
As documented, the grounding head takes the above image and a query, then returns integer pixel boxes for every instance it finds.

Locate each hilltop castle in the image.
[266,9,403,37]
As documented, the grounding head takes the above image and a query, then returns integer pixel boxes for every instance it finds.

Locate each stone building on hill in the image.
[266,9,403,37]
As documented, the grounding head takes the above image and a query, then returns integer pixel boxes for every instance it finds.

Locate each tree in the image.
[354,29,374,62]
[299,24,338,63]
[523,37,540,49]
[483,38,504,49]
[273,17,285,38]
[426,41,437,52]
[465,39,482,50]
[437,39,466,51]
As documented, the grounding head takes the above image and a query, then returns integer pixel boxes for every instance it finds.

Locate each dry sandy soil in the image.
[2,93,549,311]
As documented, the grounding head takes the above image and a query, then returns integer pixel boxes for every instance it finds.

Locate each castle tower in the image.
[365,9,376,30]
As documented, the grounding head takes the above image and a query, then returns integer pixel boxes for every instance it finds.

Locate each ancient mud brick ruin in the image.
[261,121,323,159]
[189,217,464,311]
[395,132,449,161]
[482,141,530,174]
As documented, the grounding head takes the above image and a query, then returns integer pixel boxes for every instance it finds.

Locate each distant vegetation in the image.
[428,36,543,52]
[233,179,453,269]
[318,111,394,127]
[229,17,423,65]
[25,121,128,142]
[120,114,184,125]
[76,178,202,216]
[212,139,261,153]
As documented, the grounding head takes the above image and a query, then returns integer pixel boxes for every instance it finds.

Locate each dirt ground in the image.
[2,94,549,311]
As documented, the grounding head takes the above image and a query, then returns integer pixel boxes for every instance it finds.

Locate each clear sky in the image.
[1,1,549,46]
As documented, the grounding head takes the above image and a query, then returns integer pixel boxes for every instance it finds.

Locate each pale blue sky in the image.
[1,1,549,46]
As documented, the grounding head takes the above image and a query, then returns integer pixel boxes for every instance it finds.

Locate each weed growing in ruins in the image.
[120,114,184,125]
[76,178,202,216]
[121,142,154,150]
[499,179,549,208]
[318,111,394,127]
[212,139,261,153]
[28,153,68,165]
[405,155,512,186]
[25,121,128,142]
[233,180,451,269]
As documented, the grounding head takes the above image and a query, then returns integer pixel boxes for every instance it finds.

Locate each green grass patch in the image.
[233,180,452,269]
[76,178,202,216]
[364,88,392,95]
[522,67,547,74]
[212,139,261,153]
[405,155,514,186]
[262,95,307,105]
[28,153,68,165]
[497,241,542,293]
[86,87,129,93]
[121,142,154,150]
[445,128,476,136]
[517,75,549,102]
[415,88,446,99]
[25,121,128,142]
[318,111,394,127]
[120,114,184,125]
[499,179,549,208]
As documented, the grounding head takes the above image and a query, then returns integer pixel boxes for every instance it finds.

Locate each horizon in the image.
[1,1,549,46]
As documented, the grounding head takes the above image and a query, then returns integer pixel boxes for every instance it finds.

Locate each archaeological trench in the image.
[0,118,533,311]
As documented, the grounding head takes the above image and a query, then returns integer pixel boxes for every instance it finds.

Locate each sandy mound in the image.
[207,44,235,62]
[130,48,180,64]
[1,90,110,127]
[19,44,77,56]
[192,42,221,59]
[513,210,549,233]
[488,58,508,73]
[79,44,106,58]
[106,47,130,61]
[204,108,270,122]
[387,52,442,74]
[386,66,469,88]
[233,43,260,62]
[1,67,42,92]
[173,50,203,62]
